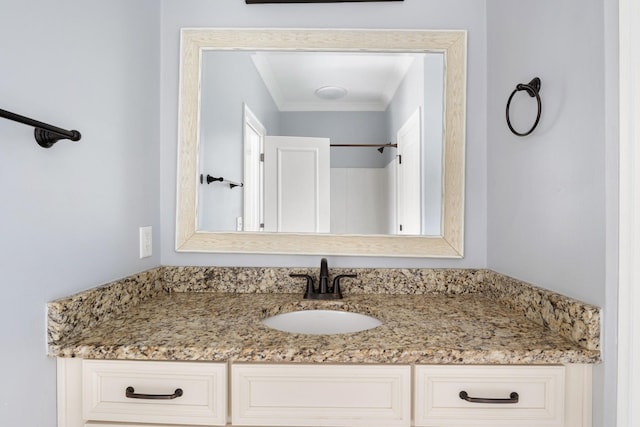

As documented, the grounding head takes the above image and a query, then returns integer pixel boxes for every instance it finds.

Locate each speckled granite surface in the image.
[47,268,164,349]
[481,270,600,351]
[47,267,601,364]
[163,266,485,295]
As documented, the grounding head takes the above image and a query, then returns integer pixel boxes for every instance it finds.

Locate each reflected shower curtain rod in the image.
[330,142,397,153]
[329,143,397,148]
[0,107,82,148]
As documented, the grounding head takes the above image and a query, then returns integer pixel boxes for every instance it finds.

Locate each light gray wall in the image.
[486,0,614,426]
[160,0,488,268]
[387,54,444,235]
[0,1,615,426]
[422,54,445,235]
[0,1,161,426]
[199,51,280,231]
[486,0,605,306]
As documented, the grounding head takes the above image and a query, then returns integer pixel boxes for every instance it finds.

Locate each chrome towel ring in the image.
[506,77,542,136]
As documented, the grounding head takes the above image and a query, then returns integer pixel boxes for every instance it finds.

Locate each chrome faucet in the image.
[289,258,357,300]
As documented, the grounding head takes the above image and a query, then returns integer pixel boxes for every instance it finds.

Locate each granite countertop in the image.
[50,290,600,364]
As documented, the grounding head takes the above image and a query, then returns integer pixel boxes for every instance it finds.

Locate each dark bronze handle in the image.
[126,386,183,400]
[290,274,316,298]
[331,274,357,297]
[459,391,519,404]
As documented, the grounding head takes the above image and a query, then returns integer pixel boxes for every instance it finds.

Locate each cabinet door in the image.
[232,364,411,427]
[83,360,226,426]
[414,365,565,427]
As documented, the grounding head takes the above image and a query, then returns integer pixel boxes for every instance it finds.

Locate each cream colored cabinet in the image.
[58,359,227,427]
[231,364,411,427]
[57,359,591,427]
[414,365,592,427]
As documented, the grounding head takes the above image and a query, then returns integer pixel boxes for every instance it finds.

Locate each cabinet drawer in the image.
[82,360,226,426]
[86,423,206,427]
[232,364,411,427]
[414,365,565,427]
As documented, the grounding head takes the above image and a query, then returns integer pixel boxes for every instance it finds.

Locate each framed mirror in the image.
[176,28,466,257]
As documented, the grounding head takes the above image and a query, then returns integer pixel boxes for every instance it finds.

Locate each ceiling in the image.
[250,51,420,112]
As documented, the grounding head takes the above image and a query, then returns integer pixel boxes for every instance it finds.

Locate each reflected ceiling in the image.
[251,52,419,111]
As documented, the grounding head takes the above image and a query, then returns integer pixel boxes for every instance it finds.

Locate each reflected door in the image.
[397,109,422,235]
[243,106,266,232]
[263,136,330,233]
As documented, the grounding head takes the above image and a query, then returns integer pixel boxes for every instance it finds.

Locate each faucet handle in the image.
[290,274,315,299]
[331,274,357,298]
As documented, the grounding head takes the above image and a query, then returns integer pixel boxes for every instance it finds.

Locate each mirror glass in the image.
[198,50,444,236]
[176,29,466,257]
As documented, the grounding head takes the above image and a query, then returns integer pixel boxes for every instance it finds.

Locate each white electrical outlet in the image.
[139,226,152,258]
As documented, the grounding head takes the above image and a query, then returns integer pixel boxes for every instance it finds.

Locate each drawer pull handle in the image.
[126,386,183,400]
[459,391,519,404]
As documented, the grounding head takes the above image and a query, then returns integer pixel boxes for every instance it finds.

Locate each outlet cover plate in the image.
[139,226,152,258]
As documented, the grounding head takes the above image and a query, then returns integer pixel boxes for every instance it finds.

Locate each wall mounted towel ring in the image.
[506,77,542,137]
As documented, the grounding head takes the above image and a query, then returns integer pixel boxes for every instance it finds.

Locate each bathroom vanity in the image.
[49,267,599,427]
[48,26,598,427]
[59,359,590,427]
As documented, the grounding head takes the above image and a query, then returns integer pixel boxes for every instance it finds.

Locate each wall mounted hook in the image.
[517,77,541,98]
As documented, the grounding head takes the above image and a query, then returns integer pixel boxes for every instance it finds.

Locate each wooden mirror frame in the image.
[246,1,403,3]
[176,28,466,257]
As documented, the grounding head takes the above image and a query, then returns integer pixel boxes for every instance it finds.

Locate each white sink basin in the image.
[262,310,382,335]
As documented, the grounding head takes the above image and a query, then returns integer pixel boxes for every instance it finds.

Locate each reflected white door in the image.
[397,109,422,235]
[264,136,330,233]
[243,106,265,232]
